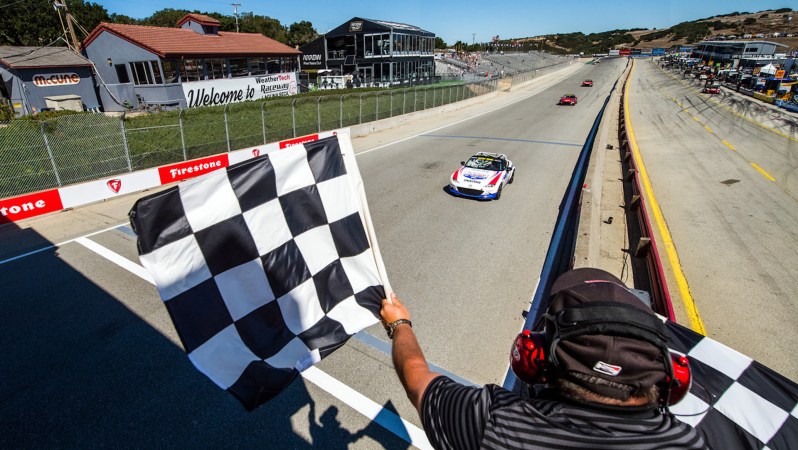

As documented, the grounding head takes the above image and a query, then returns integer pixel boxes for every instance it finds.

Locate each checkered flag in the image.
[665,322,798,449]
[129,134,390,410]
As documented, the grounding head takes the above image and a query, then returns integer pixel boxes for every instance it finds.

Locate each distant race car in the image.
[448,152,515,200]
[559,94,578,105]
[703,84,721,94]
[582,79,594,87]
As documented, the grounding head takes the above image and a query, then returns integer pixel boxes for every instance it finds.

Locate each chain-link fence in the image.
[1,59,575,198]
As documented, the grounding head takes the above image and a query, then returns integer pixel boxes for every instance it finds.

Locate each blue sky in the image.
[97,0,793,45]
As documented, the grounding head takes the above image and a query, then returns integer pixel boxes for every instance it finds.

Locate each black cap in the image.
[546,268,669,400]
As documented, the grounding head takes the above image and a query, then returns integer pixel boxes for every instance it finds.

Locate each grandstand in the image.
[435,51,575,82]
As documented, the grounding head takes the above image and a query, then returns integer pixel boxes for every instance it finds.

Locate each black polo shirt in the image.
[421,376,707,450]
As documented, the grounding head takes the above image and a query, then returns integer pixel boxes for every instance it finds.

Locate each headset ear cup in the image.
[666,352,692,406]
[510,330,549,385]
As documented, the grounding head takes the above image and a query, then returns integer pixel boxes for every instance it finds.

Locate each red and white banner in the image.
[0,189,63,224]
[0,130,339,224]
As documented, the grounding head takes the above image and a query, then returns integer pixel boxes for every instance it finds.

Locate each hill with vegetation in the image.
[496,9,797,54]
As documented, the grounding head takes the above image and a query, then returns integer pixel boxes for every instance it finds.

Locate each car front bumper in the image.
[449,184,498,199]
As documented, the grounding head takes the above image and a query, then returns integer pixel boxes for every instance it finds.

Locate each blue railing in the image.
[502,70,624,392]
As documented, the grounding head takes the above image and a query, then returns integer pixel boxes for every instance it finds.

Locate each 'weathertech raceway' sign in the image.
[182,73,298,108]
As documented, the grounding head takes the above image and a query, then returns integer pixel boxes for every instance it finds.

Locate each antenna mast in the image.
[53,0,81,51]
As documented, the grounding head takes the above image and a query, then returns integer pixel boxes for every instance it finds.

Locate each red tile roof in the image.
[83,22,301,58]
[177,13,220,28]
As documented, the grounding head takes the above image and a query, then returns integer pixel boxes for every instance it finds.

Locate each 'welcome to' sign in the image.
[182,73,298,108]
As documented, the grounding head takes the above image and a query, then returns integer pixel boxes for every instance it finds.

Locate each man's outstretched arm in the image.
[381,293,441,414]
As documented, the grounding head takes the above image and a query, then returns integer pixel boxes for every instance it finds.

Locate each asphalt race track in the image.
[626,59,798,381]
[3,57,796,448]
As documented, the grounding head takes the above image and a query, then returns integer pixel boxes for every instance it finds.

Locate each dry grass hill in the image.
[506,9,797,54]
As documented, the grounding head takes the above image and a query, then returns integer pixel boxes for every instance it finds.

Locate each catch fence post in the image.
[291,98,297,137]
[340,95,344,128]
[179,109,187,161]
[40,121,62,186]
[224,104,231,152]
[119,115,132,172]
[261,102,267,144]
[317,96,322,133]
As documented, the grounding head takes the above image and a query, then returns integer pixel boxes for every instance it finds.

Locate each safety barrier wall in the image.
[616,63,673,319]
[0,130,338,224]
[0,79,498,200]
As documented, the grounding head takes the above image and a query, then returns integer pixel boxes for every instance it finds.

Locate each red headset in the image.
[510,320,692,407]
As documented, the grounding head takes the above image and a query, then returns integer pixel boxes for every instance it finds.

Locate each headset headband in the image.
[546,301,673,381]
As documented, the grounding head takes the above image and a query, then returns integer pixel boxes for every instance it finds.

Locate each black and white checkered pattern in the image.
[130,135,386,410]
[666,322,798,449]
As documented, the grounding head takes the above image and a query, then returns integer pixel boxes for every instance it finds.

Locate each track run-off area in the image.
[1,57,796,448]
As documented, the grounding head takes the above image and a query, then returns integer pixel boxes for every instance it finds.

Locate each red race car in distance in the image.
[702,83,720,94]
[582,79,593,87]
[559,94,577,105]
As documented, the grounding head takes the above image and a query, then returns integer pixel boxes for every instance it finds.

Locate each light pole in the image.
[231,3,241,32]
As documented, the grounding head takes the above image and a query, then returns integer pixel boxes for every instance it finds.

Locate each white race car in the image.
[448,152,515,200]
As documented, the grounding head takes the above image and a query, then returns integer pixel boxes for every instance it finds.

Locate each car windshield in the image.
[564,94,575,98]
[465,156,504,171]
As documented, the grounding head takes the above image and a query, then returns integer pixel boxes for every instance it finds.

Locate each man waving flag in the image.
[129,132,390,410]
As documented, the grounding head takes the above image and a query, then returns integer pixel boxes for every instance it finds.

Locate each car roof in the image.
[472,152,506,160]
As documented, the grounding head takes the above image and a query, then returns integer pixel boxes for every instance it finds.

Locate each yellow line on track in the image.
[751,163,776,181]
[704,125,713,133]
[625,60,706,335]
[692,115,701,122]
[722,140,736,151]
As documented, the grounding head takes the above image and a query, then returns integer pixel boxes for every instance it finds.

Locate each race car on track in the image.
[702,83,720,94]
[449,152,515,200]
[581,79,593,87]
[559,94,577,105]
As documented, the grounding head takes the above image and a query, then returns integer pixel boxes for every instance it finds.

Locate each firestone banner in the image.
[182,73,298,108]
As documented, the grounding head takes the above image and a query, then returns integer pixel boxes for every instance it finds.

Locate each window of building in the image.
[249,58,266,75]
[364,34,374,56]
[152,62,163,84]
[162,60,179,84]
[115,64,130,83]
[130,61,155,85]
[205,59,227,79]
[266,59,281,73]
[181,59,202,82]
[229,58,249,77]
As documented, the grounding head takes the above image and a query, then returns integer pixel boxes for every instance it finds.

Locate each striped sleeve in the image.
[421,376,488,450]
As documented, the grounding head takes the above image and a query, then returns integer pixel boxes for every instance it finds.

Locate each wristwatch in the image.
[386,319,412,339]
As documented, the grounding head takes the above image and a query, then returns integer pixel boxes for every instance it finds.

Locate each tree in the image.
[435,36,447,49]
[109,14,139,25]
[287,21,318,47]
[237,13,288,43]
[0,0,110,47]
[140,8,192,28]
